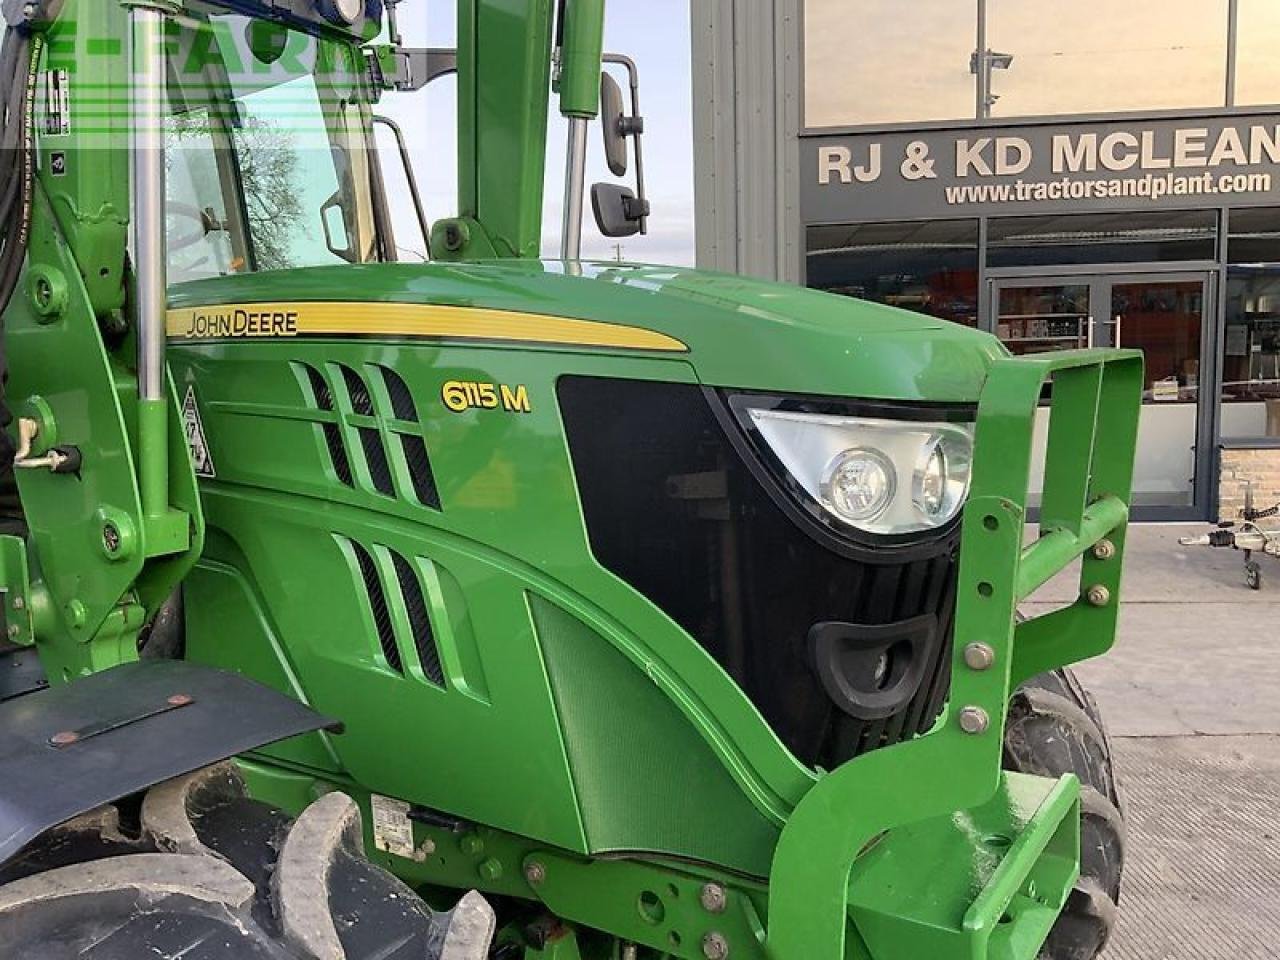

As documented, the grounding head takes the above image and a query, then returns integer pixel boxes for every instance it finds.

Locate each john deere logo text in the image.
[181,308,299,338]
[442,380,531,414]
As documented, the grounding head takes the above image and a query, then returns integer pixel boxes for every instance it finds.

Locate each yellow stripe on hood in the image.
[166,301,688,353]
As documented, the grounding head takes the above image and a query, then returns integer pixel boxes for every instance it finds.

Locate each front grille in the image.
[559,376,960,768]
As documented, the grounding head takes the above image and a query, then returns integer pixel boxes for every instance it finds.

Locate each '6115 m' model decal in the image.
[442,381,531,414]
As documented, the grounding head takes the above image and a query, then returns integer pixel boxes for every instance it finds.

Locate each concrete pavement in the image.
[1024,523,1280,960]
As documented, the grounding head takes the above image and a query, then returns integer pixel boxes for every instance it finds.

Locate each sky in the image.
[376,0,695,265]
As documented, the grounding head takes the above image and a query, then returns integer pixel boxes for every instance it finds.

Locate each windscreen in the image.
[164,9,382,284]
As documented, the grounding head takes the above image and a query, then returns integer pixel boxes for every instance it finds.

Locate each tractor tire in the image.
[1003,667,1125,960]
[0,763,495,960]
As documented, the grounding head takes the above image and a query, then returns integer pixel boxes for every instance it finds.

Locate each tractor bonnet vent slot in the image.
[359,428,396,496]
[325,425,355,487]
[300,363,353,487]
[304,364,334,411]
[341,365,375,416]
[400,435,440,510]
[350,541,402,674]
[391,553,445,687]
[376,366,440,510]
[379,366,418,421]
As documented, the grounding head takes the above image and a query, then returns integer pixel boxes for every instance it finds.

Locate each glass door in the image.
[992,280,1096,356]
[1103,275,1210,516]
[989,272,1213,519]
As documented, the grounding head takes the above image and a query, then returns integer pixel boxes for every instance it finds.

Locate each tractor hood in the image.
[168,259,1007,403]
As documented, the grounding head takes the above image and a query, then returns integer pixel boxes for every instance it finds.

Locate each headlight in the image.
[745,408,973,535]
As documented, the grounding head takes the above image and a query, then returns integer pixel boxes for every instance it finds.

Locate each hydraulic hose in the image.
[0,22,40,320]
[0,20,38,523]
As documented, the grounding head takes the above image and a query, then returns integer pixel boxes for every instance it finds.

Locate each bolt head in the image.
[1092,539,1116,561]
[699,882,727,913]
[702,932,729,960]
[963,642,995,671]
[412,837,437,863]
[65,599,86,629]
[6,624,19,639]
[478,858,503,881]
[12,595,24,611]
[957,705,990,735]
[1085,584,1111,607]
[102,523,121,554]
[524,861,546,886]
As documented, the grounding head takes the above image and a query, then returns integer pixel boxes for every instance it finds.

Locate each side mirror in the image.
[600,72,628,176]
[591,183,646,238]
[246,18,289,65]
[598,55,649,236]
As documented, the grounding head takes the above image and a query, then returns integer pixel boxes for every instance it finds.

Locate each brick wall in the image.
[1218,448,1280,521]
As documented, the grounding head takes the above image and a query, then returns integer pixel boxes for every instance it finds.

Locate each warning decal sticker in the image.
[370,794,416,859]
[43,70,69,136]
[181,385,216,478]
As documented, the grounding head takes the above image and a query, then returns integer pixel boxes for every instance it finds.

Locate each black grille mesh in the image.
[350,541,402,674]
[399,435,440,509]
[301,362,438,508]
[300,363,353,487]
[341,364,375,415]
[392,553,445,686]
[379,366,419,421]
[359,428,395,496]
[324,424,354,487]
[304,364,334,411]
[558,376,961,768]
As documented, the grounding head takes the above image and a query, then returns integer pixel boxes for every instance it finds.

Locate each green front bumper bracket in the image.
[848,770,1080,960]
[765,349,1143,960]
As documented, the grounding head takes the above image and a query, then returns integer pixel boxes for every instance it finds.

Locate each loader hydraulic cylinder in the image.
[130,0,170,520]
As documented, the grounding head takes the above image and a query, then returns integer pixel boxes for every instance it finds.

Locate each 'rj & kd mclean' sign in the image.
[802,114,1280,221]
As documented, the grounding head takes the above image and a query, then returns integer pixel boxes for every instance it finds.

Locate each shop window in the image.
[803,0,977,127]
[1234,0,1280,107]
[806,219,979,327]
[1223,249,1280,441]
[986,0,1228,117]
[1225,210,1280,442]
[1226,207,1280,263]
[987,211,1217,268]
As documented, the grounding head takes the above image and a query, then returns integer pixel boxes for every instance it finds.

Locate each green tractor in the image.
[0,1,1139,958]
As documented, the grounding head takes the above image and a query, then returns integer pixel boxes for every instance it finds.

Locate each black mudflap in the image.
[0,659,335,866]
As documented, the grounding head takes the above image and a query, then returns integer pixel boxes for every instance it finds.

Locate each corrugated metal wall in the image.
[691,0,804,283]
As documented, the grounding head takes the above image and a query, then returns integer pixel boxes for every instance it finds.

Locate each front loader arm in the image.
[0,0,203,678]
[766,349,1143,960]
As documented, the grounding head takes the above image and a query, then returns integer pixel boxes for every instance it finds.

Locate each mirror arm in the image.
[373,115,432,259]
[367,45,459,94]
[604,52,648,235]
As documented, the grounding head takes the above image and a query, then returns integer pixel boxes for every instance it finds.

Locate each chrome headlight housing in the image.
[744,407,974,536]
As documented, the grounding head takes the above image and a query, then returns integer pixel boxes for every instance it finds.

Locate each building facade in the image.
[694,0,1280,521]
